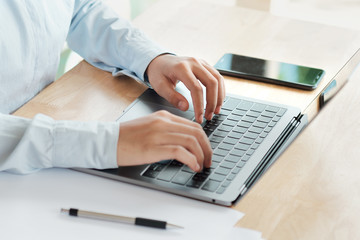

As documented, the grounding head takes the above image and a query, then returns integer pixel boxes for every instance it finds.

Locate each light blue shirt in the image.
[0,0,165,174]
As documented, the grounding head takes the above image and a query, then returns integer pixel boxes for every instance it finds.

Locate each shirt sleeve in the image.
[0,113,119,174]
[67,0,167,86]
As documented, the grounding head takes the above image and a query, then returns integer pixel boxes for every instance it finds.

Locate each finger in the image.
[174,68,205,123]
[154,132,205,168]
[153,79,190,111]
[201,61,226,114]
[154,112,212,167]
[192,63,219,120]
[153,145,201,172]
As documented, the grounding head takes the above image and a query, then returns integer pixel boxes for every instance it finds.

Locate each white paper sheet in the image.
[225,226,263,240]
[0,168,247,240]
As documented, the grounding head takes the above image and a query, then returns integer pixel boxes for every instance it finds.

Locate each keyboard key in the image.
[172,172,193,185]
[237,121,252,128]
[244,131,259,139]
[225,154,240,163]
[210,173,226,182]
[210,161,219,169]
[268,121,277,127]
[192,172,210,182]
[204,129,213,137]
[240,137,255,145]
[248,126,262,134]
[157,165,180,182]
[216,186,226,194]
[258,116,272,123]
[273,116,281,122]
[222,119,237,127]
[227,173,237,181]
[234,142,250,151]
[246,111,261,118]
[142,169,160,178]
[262,111,276,118]
[241,155,250,162]
[232,166,242,174]
[212,154,223,163]
[218,143,233,151]
[222,180,231,187]
[264,126,272,133]
[213,130,228,138]
[246,149,255,156]
[277,108,287,116]
[230,149,246,157]
[220,161,236,169]
[219,109,232,116]
[255,137,264,144]
[212,114,227,121]
[215,167,231,176]
[227,114,242,121]
[251,103,267,112]
[253,121,267,128]
[214,148,228,157]
[237,161,245,168]
[182,165,195,173]
[222,98,241,110]
[186,179,203,188]
[228,131,242,139]
[232,109,247,116]
[233,126,247,134]
[209,135,223,143]
[223,137,238,145]
[237,101,253,111]
[210,142,218,150]
[265,106,280,113]
[217,124,233,132]
[259,132,268,138]
[251,143,260,150]
[202,180,221,192]
[242,115,256,123]
[148,163,166,172]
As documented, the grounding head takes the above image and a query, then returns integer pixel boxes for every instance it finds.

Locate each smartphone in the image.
[214,53,325,90]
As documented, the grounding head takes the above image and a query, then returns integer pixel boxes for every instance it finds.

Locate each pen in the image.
[60,208,184,230]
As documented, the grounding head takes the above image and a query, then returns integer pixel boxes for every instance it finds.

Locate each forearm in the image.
[67,0,166,83]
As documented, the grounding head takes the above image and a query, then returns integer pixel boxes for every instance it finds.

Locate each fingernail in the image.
[215,106,222,114]
[196,163,201,171]
[178,101,187,111]
[198,114,204,123]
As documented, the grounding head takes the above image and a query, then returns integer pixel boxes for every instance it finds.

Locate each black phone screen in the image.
[214,53,325,90]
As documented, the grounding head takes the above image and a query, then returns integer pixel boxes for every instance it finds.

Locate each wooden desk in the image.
[13,0,360,239]
[15,0,360,122]
[235,63,360,239]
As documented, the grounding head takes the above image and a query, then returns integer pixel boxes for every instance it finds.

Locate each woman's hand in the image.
[146,54,225,124]
[116,111,212,172]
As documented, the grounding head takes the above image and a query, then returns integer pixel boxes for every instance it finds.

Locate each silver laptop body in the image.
[76,81,307,206]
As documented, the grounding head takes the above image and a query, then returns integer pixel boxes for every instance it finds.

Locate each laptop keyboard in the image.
[142,97,287,194]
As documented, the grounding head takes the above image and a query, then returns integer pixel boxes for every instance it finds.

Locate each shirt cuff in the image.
[52,117,119,170]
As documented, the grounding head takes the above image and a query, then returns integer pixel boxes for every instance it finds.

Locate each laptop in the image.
[74,72,311,206]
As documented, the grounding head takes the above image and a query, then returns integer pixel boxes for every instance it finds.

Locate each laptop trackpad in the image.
[118,98,195,123]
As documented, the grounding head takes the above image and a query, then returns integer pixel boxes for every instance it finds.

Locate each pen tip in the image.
[60,208,69,214]
[167,223,184,229]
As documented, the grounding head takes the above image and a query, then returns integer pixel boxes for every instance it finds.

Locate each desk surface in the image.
[12,0,360,239]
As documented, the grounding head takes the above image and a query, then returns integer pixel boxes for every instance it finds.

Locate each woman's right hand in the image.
[116,110,212,172]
